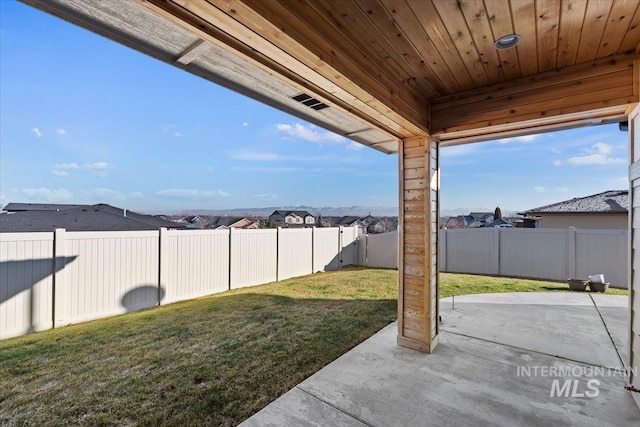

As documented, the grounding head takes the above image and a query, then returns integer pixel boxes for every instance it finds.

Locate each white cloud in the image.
[231,166,305,173]
[31,127,43,138]
[591,142,612,154]
[228,149,331,162]
[205,166,214,172]
[155,188,230,199]
[345,141,363,151]
[86,162,112,170]
[161,125,185,137]
[84,187,126,201]
[229,150,280,161]
[56,129,67,135]
[253,193,278,201]
[276,123,343,144]
[567,154,625,166]
[551,148,562,154]
[242,122,248,127]
[85,162,114,177]
[556,187,570,193]
[128,191,144,200]
[16,187,73,202]
[567,142,625,166]
[54,162,80,170]
[440,144,478,157]
[52,162,113,177]
[552,160,562,167]
[533,186,546,193]
[497,134,540,144]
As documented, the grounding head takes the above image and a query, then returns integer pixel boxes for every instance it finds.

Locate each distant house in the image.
[209,216,258,230]
[519,190,628,230]
[0,203,185,232]
[334,216,367,235]
[484,218,514,228]
[315,215,332,227]
[444,215,483,229]
[469,212,494,223]
[268,210,315,228]
[367,217,396,234]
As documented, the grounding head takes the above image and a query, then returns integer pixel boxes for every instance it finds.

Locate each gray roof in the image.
[522,190,629,215]
[3,203,87,212]
[271,210,313,218]
[211,216,249,227]
[0,204,185,232]
[335,216,362,226]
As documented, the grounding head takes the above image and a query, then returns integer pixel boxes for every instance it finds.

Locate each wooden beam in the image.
[398,136,439,353]
[432,54,640,141]
[140,0,430,139]
[175,39,207,64]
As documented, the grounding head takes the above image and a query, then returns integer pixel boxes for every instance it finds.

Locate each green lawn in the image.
[0,268,627,426]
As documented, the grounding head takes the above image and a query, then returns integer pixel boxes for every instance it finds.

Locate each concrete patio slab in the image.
[242,293,640,427]
[440,291,595,306]
[439,294,625,368]
[241,387,367,427]
[595,306,628,364]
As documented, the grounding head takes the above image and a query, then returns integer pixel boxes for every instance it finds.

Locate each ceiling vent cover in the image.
[292,93,329,111]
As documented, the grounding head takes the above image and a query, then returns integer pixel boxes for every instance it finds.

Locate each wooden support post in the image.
[398,136,439,353]
[628,104,640,393]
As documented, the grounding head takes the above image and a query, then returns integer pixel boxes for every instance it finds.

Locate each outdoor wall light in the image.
[493,34,522,50]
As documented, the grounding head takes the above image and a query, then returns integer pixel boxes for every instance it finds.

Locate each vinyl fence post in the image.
[567,226,576,279]
[311,226,316,273]
[364,233,369,267]
[228,228,233,290]
[441,229,447,272]
[339,226,344,269]
[494,227,500,275]
[158,227,167,306]
[53,228,66,328]
[276,227,281,282]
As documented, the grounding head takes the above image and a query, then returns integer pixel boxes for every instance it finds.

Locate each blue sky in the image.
[0,1,630,215]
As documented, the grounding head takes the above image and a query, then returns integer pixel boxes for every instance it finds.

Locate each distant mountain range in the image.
[152,205,520,218]
[171,205,399,217]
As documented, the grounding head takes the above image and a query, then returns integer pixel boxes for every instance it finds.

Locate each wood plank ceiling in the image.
[138,0,640,146]
[23,0,640,150]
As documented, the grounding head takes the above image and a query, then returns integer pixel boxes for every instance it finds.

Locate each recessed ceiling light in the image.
[494,34,522,50]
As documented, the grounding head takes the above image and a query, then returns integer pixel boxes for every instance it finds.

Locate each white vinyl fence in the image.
[0,226,358,339]
[358,228,628,288]
[357,231,399,269]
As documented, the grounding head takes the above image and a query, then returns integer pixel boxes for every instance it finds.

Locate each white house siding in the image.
[538,213,627,230]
